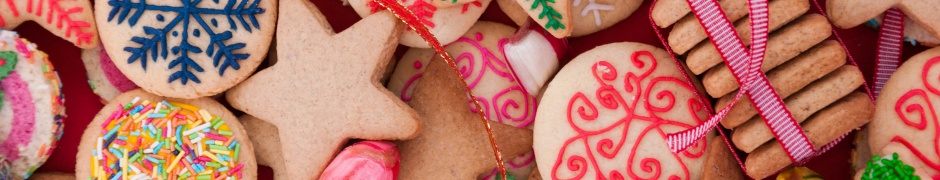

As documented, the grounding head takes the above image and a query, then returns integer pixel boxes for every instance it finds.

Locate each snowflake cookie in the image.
[94,0,276,98]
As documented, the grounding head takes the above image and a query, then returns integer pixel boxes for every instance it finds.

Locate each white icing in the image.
[574,0,615,27]
[505,31,558,96]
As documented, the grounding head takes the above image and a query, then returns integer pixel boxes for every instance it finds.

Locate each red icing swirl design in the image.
[552,51,708,179]
[453,32,537,128]
[893,56,940,172]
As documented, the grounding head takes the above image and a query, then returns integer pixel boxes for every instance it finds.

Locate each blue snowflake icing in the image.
[106,0,265,84]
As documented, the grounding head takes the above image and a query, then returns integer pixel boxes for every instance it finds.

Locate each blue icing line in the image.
[106,0,265,84]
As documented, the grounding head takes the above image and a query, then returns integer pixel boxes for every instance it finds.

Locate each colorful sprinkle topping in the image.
[862,153,920,180]
[90,98,242,180]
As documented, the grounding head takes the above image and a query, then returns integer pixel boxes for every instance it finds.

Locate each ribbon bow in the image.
[655,0,819,166]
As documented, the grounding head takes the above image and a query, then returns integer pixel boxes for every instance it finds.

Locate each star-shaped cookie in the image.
[239,115,287,180]
[0,0,98,48]
[399,53,533,179]
[225,0,420,179]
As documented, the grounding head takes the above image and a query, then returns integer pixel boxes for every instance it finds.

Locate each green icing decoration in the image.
[529,0,565,30]
[495,173,516,180]
[862,153,921,180]
[0,51,19,110]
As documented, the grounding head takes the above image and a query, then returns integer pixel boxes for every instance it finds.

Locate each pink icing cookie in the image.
[533,42,712,179]
[321,141,400,179]
[0,30,66,179]
[82,43,139,103]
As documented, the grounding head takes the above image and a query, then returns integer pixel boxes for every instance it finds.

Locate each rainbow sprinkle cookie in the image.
[0,30,66,179]
[77,89,255,180]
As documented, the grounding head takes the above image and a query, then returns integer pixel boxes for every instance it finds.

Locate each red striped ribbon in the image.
[660,0,818,164]
[874,8,905,96]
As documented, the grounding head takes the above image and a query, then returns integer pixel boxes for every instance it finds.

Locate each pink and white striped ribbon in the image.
[661,0,818,164]
[874,8,905,96]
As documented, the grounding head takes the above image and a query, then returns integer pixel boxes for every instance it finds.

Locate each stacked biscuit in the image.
[652,0,873,179]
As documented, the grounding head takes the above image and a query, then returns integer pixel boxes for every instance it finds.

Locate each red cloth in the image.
[23,0,930,179]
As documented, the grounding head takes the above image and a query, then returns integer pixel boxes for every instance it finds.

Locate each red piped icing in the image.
[892,56,940,173]
[0,72,35,162]
[98,46,138,92]
[551,51,708,179]
[321,141,400,179]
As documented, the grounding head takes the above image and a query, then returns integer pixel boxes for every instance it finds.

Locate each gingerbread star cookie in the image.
[868,46,940,176]
[0,0,98,48]
[225,0,420,178]
[347,0,491,48]
[534,42,713,179]
[238,115,286,180]
[399,52,533,179]
[95,0,277,98]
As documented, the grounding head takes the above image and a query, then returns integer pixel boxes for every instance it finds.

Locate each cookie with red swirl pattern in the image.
[533,42,714,179]
[868,46,940,176]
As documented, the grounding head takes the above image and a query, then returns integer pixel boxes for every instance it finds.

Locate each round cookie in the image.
[0,30,66,179]
[568,0,640,37]
[82,43,139,103]
[75,89,256,180]
[534,42,712,179]
[496,0,641,37]
[94,0,277,98]
[347,0,491,48]
[869,46,940,176]
[387,48,434,103]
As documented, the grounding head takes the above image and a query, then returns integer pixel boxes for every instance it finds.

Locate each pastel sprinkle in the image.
[91,97,242,180]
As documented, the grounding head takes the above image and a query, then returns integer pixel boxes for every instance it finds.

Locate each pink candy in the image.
[320,141,400,180]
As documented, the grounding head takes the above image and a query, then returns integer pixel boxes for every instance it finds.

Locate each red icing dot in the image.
[0,59,5,66]
[413,61,422,69]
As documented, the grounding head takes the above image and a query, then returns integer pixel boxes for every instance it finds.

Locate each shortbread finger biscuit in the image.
[239,115,286,180]
[669,0,806,56]
[687,9,818,75]
[650,0,697,28]
[733,66,865,152]
[716,41,846,128]
[702,136,745,180]
[700,14,832,97]
[745,92,872,179]
[826,0,899,29]
[898,0,940,41]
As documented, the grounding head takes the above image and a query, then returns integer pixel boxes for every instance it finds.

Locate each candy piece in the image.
[321,141,400,179]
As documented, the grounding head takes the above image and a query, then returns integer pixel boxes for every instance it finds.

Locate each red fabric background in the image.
[18,0,932,179]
